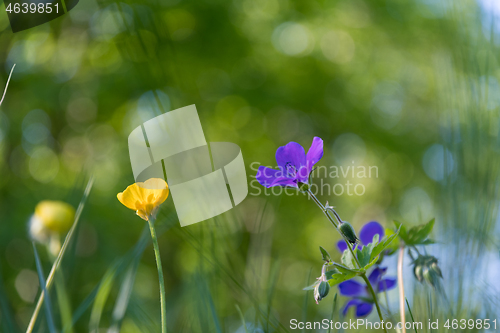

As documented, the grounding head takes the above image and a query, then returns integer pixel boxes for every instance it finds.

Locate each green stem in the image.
[147,217,167,333]
[398,245,407,333]
[47,246,73,333]
[361,273,388,333]
[307,190,361,268]
[412,245,422,256]
[307,189,386,330]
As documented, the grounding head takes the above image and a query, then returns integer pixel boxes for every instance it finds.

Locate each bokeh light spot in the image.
[272,22,312,57]
[422,144,454,181]
[15,269,39,303]
[29,146,59,183]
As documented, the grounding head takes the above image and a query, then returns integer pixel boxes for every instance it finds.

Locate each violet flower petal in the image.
[378,277,397,292]
[342,299,373,317]
[275,142,306,179]
[368,267,388,285]
[256,166,284,188]
[355,302,374,317]
[305,136,324,174]
[338,280,366,297]
[337,240,348,253]
[359,221,385,246]
[269,177,298,188]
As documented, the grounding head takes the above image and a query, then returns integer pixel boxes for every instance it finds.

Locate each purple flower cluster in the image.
[255,137,397,318]
[337,221,397,317]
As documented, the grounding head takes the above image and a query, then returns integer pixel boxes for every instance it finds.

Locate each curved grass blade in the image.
[235,305,249,333]
[107,258,140,333]
[195,272,222,333]
[406,298,419,333]
[32,243,56,333]
[89,264,119,332]
[0,63,16,107]
[26,176,94,333]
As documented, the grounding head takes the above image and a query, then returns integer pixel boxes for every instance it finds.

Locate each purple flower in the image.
[256,137,323,188]
[336,221,385,253]
[339,267,397,317]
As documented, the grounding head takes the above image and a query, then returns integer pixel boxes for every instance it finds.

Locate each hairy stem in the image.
[361,273,388,333]
[398,245,407,333]
[307,190,361,268]
[147,217,167,333]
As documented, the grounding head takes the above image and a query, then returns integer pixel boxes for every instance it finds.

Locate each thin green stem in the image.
[47,247,73,333]
[398,245,407,333]
[361,273,388,333]
[307,190,361,268]
[147,217,167,333]
[411,246,422,256]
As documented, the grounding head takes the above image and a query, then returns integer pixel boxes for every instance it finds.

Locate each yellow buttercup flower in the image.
[33,200,75,234]
[117,178,169,221]
[29,200,75,255]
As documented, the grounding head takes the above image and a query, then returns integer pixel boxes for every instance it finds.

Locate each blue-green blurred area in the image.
[0,0,499,332]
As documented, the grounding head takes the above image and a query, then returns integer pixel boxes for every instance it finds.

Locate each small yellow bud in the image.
[34,200,75,234]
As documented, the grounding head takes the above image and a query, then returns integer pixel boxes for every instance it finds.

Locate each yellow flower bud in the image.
[34,200,75,234]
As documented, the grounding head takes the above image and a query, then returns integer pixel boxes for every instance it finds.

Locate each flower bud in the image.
[34,200,75,234]
[314,281,330,304]
[422,266,438,288]
[412,255,442,288]
[414,264,424,282]
[339,222,359,245]
[430,262,442,278]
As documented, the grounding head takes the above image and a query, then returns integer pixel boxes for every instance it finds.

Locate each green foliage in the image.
[357,234,379,267]
[394,219,435,246]
[340,247,358,270]
[319,246,331,263]
[369,226,401,262]
[384,228,400,255]
[319,226,401,289]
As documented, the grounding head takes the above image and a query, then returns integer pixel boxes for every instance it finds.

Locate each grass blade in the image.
[301,268,312,333]
[406,298,419,333]
[327,293,337,333]
[32,243,56,333]
[235,304,249,333]
[107,257,140,332]
[198,273,222,333]
[0,63,15,106]
[89,264,118,332]
[26,175,94,333]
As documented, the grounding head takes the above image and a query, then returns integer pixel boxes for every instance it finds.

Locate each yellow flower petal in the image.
[117,178,169,221]
[117,183,142,210]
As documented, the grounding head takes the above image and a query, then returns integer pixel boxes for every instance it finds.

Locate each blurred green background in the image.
[0,0,499,332]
